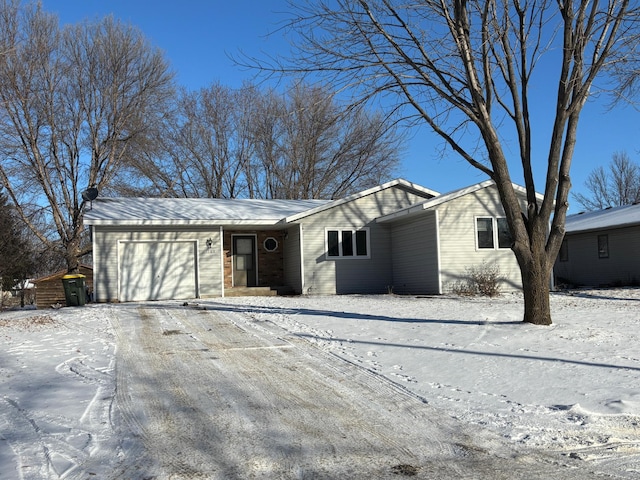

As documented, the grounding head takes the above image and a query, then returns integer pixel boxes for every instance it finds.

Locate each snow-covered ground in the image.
[1,288,639,478]
[217,290,640,475]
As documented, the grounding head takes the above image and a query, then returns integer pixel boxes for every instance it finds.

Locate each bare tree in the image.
[120,81,401,199]
[0,1,174,272]
[252,0,639,325]
[573,152,640,210]
[250,82,402,199]
[118,82,257,198]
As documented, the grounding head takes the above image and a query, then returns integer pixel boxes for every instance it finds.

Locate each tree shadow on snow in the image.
[202,301,522,326]
[296,334,640,372]
[554,288,640,302]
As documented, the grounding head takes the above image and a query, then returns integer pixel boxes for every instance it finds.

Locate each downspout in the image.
[435,210,443,294]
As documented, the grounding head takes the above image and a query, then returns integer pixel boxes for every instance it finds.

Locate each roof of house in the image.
[565,203,640,233]
[282,179,440,223]
[376,180,540,223]
[84,197,330,226]
[84,179,439,226]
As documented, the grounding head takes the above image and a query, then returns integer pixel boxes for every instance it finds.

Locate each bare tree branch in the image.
[240,0,639,324]
[0,1,174,272]
[119,81,402,200]
[573,151,640,210]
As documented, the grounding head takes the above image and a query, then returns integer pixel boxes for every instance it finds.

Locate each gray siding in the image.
[436,187,523,292]
[554,225,640,286]
[390,211,440,294]
[283,225,303,294]
[299,186,428,295]
[92,226,222,302]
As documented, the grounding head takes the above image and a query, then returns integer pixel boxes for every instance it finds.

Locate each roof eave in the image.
[86,219,286,227]
[566,221,640,234]
[283,178,439,223]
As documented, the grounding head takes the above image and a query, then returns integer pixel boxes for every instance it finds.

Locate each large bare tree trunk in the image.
[261,0,637,325]
[519,255,553,326]
[0,2,174,274]
[65,236,81,274]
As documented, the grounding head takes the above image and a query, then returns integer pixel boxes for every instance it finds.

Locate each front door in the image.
[232,236,257,287]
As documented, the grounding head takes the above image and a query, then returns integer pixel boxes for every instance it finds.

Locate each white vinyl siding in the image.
[390,211,440,294]
[437,187,522,292]
[299,186,429,295]
[554,225,640,286]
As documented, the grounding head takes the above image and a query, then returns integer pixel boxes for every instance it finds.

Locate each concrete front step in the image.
[224,287,278,297]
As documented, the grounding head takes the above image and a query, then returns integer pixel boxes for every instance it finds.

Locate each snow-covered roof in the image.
[84,197,330,226]
[565,203,640,233]
[377,180,544,223]
[282,179,439,223]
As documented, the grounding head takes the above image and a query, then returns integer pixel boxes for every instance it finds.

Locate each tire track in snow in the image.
[105,302,598,479]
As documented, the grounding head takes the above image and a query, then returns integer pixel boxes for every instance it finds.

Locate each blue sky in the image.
[40,1,639,208]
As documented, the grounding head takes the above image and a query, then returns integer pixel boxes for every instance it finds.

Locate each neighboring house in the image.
[84,178,534,303]
[554,203,640,287]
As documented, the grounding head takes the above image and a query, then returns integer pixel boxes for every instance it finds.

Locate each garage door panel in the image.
[119,241,197,302]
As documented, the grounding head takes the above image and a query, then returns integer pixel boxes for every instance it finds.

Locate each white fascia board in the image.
[377,180,495,223]
[85,219,286,227]
[282,178,440,223]
[377,180,543,224]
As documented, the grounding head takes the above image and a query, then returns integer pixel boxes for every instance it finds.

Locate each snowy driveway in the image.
[3,299,621,479]
[98,302,592,479]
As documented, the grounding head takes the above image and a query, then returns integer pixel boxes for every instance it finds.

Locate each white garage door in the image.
[119,241,197,302]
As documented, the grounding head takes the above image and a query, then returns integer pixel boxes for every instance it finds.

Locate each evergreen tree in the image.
[0,185,34,306]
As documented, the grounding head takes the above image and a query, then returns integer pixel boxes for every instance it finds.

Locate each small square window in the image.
[598,234,609,259]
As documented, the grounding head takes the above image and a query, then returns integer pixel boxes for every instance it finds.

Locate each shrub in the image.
[451,262,502,297]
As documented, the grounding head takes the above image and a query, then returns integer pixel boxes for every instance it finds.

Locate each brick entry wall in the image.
[223,230,286,289]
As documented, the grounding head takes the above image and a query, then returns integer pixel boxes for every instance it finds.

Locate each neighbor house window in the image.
[559,239,568,262]
[598,234,609,259]
[476,217,513,250]
[326,228,370,259]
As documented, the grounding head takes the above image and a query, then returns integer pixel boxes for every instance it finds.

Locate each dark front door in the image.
[232,236,257,287]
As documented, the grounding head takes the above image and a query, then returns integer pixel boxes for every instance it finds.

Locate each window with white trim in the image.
[476,217,513,250]
[326,228,370,259]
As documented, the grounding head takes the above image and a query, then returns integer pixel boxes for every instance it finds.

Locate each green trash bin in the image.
[61,274,86,306]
